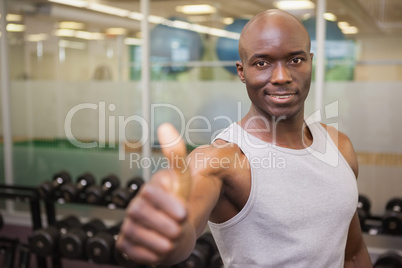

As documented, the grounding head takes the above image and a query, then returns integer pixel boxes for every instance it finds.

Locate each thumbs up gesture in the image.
[116,123,195,265]
[157,123,192,200]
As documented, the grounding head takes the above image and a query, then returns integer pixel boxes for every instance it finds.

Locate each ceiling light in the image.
[208,28,228,37]
[148,15,166,24]
[48,0,87,8]
[302,13,312,20]
[176,4,216,15]
[55,29,76,37]
[171,20,192,30]
[208,28,240,39]
[54,29,104,40]
[105,27,128,35]
[6,14,23,22]
[47,1,240,40]
[88,3,130,17]
[189,24,210,34]
[6,24,25,32]
[273,1,315,10]
[341,26,358,34]
[59,21,85,30]
[124,37,142,46]
[323,13,337,21]
[27,34,48,42]
[222,17,234,25]
[75,30,103,40]
[337,21,350,29]
[128,12,144,20]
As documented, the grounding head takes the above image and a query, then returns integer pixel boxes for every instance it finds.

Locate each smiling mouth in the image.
[267,92,297,100]
[268,94,294,99]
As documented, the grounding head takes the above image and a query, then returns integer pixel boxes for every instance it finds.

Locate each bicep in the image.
[188,174,223,236]
[185,150,224,237]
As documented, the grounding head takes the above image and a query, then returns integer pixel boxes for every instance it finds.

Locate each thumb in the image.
[157,123,191,200]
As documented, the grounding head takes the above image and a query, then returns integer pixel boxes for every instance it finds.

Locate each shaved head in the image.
[238,9,311,62]
[234,9,314,121]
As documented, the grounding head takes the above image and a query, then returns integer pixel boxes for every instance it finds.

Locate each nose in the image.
[270,63,292,85]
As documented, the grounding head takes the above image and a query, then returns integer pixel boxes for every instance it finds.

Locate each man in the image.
[116,9,372,267]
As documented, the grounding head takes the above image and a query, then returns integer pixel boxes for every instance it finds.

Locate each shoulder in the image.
[187,139,250,193]
[320,123,358,178]
[188,139,247,174]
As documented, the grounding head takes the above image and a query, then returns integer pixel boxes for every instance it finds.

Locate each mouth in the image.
[268,94,295,100]
[265,91,297,102]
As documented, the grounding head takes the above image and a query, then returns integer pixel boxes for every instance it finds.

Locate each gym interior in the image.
[0,0,401,267]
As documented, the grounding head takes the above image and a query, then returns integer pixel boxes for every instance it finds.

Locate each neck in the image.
[239,106,312,149]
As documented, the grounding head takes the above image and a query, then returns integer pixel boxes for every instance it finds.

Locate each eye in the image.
[255,61,268,67]
[290,57,303,64]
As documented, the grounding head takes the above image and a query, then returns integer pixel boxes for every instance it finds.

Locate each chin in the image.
[266,107,304,121]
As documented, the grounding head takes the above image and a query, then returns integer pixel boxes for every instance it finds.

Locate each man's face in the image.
[236,15,313,120]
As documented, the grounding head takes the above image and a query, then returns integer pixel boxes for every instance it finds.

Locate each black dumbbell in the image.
[60,173,96,203]
[37,171,71,199]
[59,218,107,259]
[374,251,402,268]
[111,176,144,208]
[86,223,143,267]
[85,223,120,264]
[382,198,402,235]
[85,174,120,205]
[29,215,81,256]
[357,195,371,231]
[176,232,218,268]
[114,245,145,268]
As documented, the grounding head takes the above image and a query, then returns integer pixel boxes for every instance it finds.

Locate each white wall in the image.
[354,36,402,81]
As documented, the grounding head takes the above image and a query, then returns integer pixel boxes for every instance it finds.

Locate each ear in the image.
[310,53,314,60]
[236,61,246,83]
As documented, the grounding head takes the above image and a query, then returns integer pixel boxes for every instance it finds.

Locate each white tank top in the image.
[208,122,358,268]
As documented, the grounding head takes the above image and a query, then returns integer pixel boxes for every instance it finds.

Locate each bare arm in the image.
[324,124,372,267]
[116,124,225,265]
[344,212,372,267]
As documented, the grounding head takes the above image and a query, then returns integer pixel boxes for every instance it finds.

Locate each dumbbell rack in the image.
[37,191,129,268]
[35,182,222,268]
[0,184,47,268]
[0,183,132,268]
[357,194,402,264]
[364,226,402,265]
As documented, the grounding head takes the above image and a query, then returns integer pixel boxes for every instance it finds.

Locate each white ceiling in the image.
[8,0,402,37]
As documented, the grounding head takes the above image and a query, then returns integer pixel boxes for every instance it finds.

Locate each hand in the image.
[116,123,192,264]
